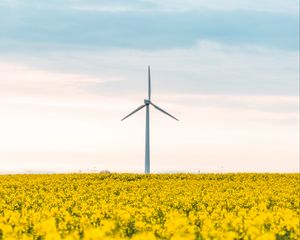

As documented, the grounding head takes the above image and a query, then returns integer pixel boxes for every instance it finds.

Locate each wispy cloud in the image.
[2,41,297,96]
[0,61,122,99]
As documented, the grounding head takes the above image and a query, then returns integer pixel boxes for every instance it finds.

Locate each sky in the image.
[0,0,299,173]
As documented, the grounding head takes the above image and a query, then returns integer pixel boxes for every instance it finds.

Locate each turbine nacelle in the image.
[144,99,151,105]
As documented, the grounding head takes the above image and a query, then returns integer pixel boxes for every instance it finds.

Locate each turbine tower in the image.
[121,66,179,174]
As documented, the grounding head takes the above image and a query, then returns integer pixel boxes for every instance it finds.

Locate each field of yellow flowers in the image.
[0,173,299,240]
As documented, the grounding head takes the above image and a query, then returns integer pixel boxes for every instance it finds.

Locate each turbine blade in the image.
[121,104,146,121]
[150,102,179,121]
[148,65,151,100]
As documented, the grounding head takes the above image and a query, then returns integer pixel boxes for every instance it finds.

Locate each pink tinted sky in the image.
[0,0,298,173]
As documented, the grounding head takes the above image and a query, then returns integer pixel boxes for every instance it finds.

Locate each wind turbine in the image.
[121,66,179,174]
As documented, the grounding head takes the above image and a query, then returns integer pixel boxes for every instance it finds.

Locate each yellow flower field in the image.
[0,173,299,240]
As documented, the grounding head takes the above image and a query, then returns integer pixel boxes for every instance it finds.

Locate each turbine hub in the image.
[144,99,151,105]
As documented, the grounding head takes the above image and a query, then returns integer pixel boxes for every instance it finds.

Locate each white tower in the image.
[121,66,179,173]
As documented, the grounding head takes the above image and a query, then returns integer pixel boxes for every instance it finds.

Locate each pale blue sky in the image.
[0,8,298,50]
[0,0,298,173]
